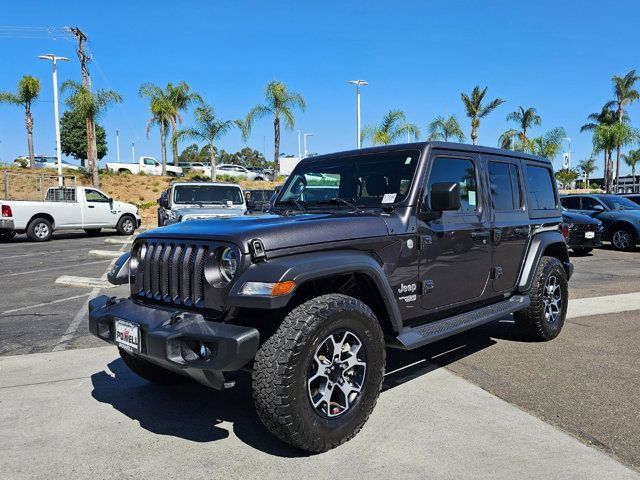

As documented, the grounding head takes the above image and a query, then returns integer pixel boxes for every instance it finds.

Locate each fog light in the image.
[199,343,211,360]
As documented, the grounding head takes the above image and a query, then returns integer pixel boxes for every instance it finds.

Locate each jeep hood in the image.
[142,213,391,253]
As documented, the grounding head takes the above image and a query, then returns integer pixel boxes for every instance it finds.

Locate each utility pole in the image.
[69,26,99,186]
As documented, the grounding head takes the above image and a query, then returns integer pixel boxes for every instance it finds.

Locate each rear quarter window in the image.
[525,165,557,211]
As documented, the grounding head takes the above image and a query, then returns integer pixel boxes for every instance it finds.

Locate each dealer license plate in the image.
[115,320,140,353]
[585,231,595,239]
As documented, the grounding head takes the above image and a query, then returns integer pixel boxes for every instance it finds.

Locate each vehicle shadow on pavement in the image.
[90,318,526,456]
[90,358,310,458]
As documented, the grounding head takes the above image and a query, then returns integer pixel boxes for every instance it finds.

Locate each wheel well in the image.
[118,168,130,174]
[542,241,569,264]
[27,213,55,230]
[607,221,636,240]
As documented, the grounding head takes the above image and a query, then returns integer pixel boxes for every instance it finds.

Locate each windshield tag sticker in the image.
[382,193,397,204]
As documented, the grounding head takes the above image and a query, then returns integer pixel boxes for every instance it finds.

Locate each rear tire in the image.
[26,217,52,242]
[84,228,102,236]
[116,215,136,236]
[119,348,187,385]
[252,293,385,452]
[610,226,635,251]
[254,176,264,181]
[514,256,568,341]
[0,231,16,242]
[571,247,592,255]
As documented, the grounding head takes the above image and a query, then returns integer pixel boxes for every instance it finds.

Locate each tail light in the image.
[1,205,12,218]
[561,225,568,238]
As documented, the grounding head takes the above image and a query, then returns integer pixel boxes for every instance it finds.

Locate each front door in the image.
[418,153,492,311]
[485,158,530,292]
[83,189,115,227]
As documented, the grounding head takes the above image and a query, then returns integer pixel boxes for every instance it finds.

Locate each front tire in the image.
[252,294,385,452]
[119,348,186,385]
[611,226,635,251]
[26,217,52,242]
[116,215,136,236]
[514,256,568,341]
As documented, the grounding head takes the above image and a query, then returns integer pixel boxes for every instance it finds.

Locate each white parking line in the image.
[55,276,115,289]
[1,248,88,260]
[104,238,133,244]
[568,292,640,319]
[88,250,123,258]
[0,293,92,315]
[2,260,113,278]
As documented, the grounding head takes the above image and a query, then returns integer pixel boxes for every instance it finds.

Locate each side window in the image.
[510,164,522,208]
[560,196,581,209]
[143,158,155,166]
[525,165,557,210]
[581,197,601,211]
[427,157,478,212]
[85,189,109,203]
[488,161,519,211]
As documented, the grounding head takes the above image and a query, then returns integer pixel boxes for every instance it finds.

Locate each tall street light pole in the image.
[297,130,302,161]
[349,80,368,149]
[116,129,120,163]
[304,133,314,159]
[38,54,69,186]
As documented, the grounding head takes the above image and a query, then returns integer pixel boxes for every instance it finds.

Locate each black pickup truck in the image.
[90,142,572,452]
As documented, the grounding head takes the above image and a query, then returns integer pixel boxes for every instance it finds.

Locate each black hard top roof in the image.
[300,141,552,165]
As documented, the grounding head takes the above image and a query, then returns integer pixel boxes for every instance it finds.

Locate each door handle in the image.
[88,205,95,208]
[513,226,529,235]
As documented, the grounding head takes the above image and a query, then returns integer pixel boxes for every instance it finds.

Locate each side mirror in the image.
[593,204,604,212]
[158,197,168,208]
[429,182,461,211]
[108,198,113,209]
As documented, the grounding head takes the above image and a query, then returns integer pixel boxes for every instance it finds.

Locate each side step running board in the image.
[388,295,530,350]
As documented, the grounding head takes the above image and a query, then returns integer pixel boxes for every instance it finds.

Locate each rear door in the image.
[485,158,530,292]
[418,152,492,311]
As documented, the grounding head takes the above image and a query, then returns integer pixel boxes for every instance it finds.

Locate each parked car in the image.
[561,207,603,255]
[13,155,84,171]
[157,182,246,226]
[107,156,183,177]
[621,193,640,206]
[560,194,640,251]
[178,162,212,177]
[91,142,572,452]
[0,186,140,242]
[244,188,275,213]
[217,164,265,181]
[245,166,272,181]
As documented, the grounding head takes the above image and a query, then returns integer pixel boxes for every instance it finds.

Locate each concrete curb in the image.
[55,275,115,289]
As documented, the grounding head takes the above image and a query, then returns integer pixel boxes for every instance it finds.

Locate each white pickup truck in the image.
[0,186,141,242]
[106,156,183,177]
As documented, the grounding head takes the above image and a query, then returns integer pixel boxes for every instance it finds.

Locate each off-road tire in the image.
[610,226,636,251]
[252,293,385,452]
[26,217,52,242]
[116,215,136,236]
[118,348,187,385]
[571,247,592,256]
[514,256,568,341]
[0,231,16,242]
[84,228,102,236]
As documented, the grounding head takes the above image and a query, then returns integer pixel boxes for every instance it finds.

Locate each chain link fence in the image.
[2,171,77,201]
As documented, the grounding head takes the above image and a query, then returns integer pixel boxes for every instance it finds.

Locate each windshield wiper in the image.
[275,198,307,212]
[314,198,359,210]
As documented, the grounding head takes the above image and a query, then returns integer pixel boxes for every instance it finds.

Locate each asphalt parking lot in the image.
[0,233,639,478]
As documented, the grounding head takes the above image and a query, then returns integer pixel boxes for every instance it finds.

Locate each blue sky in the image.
[1,0,639,175]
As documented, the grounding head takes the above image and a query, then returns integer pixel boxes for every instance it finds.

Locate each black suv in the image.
[90,143,572,452]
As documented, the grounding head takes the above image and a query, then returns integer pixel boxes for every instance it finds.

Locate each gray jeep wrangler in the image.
[90,142,572,452]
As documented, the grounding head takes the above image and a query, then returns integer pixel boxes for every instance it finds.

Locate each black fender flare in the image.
[517,231,571,292]
[227,250,403,332]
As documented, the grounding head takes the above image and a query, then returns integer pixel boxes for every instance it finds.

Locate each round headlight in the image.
[219,247,237,283]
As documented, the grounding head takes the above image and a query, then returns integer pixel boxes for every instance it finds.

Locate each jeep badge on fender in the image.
[89,142,572,452]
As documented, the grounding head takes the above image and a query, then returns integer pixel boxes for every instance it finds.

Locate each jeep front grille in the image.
[134,240,208,308]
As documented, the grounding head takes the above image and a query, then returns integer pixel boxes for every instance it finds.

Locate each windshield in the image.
[600,196,640,211]
[173,185,243,205]
[277,149,420,209]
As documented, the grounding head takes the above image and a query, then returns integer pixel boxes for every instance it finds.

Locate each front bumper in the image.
[88,295,259,389]
[566,230,603,249]
[0,218,15,231]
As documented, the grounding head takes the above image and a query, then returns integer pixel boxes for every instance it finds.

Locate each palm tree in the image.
[175,104,241,180]
[580,104,619,192]
[61,80,121,187]
[362,110,421,146]
[576,157,598,187]
[622,149,640,192]
[611,70,640,189]
[427,115,465,142]
[244,81,306,179]
[166,82,203,166]
[499,106,541,150]
[611,123,640,192]
[460,86,505,145]
[139,83,175,175]
[592,124,618,192]
[0,75,41,171]
[528,127,566,160]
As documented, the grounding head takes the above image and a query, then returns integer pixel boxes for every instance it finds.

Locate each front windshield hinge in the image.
[250,239,267,262]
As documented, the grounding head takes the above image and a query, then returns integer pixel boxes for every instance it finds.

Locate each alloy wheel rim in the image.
[307,329,367,418]
[123,219,134,233]
[543,275,562,324]
[35,223,49,238]
[613,230,630,250]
